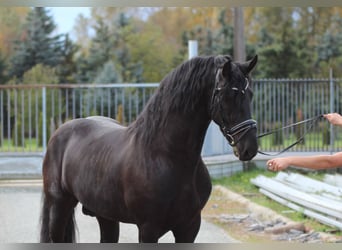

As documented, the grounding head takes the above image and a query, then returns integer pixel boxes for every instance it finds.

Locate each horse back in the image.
[42,117,126,196]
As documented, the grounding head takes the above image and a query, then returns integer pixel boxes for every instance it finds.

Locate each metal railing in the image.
[0,79,341,156]
[0,83,158,154]
[253,78,342,153]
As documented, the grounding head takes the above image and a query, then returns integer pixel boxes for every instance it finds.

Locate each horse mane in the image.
[128,55,232,144]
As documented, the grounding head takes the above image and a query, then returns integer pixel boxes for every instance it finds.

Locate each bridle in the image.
[257,115,323,156]
[210,67,257,147]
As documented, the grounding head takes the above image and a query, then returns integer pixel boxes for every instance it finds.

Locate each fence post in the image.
[188,40,198,59]
[42,87,47,153]
[329,68,334,154]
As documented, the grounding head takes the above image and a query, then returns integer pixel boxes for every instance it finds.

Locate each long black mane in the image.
[128,55,230,144]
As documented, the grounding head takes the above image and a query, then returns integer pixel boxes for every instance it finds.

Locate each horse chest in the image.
[174,184,201,212]
[145,184,202,228]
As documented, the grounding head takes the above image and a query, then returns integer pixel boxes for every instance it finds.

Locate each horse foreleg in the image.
[96,216,120,243]
[172,214,201,243]
[138,223,163,243]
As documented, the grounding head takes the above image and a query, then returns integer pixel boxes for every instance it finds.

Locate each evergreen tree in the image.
[94,60,122,83]
[0,52,8,84]
[75,18,115,83]
[254,8,312,78]
[74,55,91,83]
[217,8,234,55]
[75,12,143,83]
[112,12,143,82]
[315,15,342,76]
[56,34,79,83]
[89,60,122,117]
[88,19,114,81]
[9,7,65,79]
[178,8,258,60]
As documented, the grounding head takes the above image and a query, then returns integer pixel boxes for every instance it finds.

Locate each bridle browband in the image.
[210,67,257,147]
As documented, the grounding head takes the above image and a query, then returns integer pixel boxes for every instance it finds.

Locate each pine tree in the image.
[9,7,65,79]
[94,60,122,83]
[75,12,143,83]
[0,52,8,84]
[87,61,122,118]
[255,8,311,78]
[217,8,234,55]
[88,19,114,80]
[112,12,143,82]
[316,14,342,76]
[75,18,114,83]
[178,8,236,57]
[56,34,79,83]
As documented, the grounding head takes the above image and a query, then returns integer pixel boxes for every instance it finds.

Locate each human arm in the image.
[266,152,342,171]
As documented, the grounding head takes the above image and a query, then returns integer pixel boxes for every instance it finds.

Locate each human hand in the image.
[266,158,289,172]
[324,113,342,126]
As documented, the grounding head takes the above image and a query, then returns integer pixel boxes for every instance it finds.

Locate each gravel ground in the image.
[202,185,342,243]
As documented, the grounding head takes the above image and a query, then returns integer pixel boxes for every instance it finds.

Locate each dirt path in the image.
[202,185,342,243]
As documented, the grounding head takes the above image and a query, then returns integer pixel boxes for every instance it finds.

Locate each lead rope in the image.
[257,114,324,156]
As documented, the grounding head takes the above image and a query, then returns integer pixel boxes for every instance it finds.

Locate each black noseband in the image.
[220,119,257,146]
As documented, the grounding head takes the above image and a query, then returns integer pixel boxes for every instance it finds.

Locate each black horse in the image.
[40,54,258,243]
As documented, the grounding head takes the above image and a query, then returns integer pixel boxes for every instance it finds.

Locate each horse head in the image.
[211,55,258,161]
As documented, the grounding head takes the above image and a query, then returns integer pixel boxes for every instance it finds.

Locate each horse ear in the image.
[221,60,232,78]
[240,55,258,75]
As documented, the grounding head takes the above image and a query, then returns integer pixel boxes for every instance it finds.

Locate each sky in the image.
[49,7,91,39]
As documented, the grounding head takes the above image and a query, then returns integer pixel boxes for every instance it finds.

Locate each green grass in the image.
[212,168,342,235]
[258,132,342,151]
[0,138,43,152]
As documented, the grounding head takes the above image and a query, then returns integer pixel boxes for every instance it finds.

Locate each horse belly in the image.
[62,144,133,221]
[68,168,133,221]
[80,193,134,223]
[66,170,134,223]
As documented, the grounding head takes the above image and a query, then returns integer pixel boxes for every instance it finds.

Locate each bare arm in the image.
[267,112,342,172]
[267,152,342,171]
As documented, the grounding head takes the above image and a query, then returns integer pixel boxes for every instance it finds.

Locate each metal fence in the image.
[0,79,341,156]
[254,78,342,153]
[0,83,158,154]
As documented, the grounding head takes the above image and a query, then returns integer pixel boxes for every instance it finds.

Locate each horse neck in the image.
[130,83,213,158]
[155,106,211,156]
[129,57,217,158]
